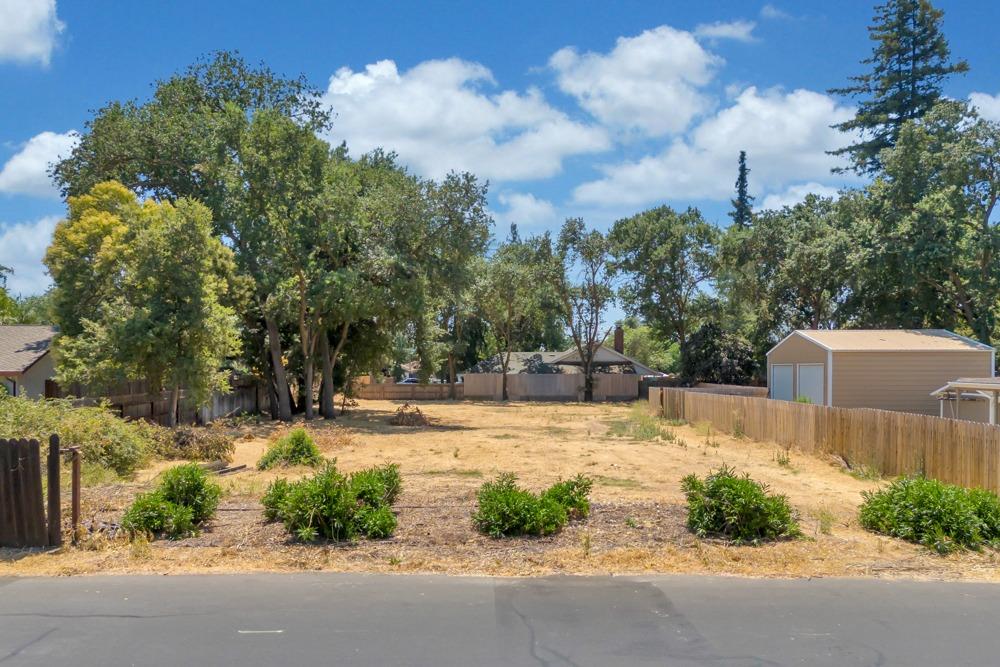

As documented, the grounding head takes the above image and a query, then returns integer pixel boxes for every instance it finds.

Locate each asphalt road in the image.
[0,573,998,666]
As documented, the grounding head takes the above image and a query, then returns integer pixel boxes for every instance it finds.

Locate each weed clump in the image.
[681,465,800,544]
[262,461,401,541]
[473,473,593,538]
[257,429,323,470]
[154,424,234,462]
[121,463,220,540]
[859,476,1000,554]
[389,403,431,427]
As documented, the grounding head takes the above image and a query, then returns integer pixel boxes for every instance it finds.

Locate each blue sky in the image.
[2,0,1000,296]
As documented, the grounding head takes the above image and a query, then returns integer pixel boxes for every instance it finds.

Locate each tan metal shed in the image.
[766,329,995,415]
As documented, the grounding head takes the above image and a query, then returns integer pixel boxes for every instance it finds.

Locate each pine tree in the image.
[729,151,753,227]
[828,0,968,174]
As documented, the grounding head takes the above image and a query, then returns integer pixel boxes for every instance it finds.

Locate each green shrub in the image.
[472,473,592,538]
[350,463,402,507]
[257,429,323,470]
[262,478,291,521]
[153,425,235,462]
[158,463,221,524]
[681,465,801,544]
[121,463,221,540]
[120,491,196,540]
[0,394,154,475]
[541,474,593,519]
[859,477,1000,553]
[262,461,401,541]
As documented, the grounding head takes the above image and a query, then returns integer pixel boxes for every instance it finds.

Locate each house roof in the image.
[549,345,664,376]
[772,329,993,354]
[0,325,57,375]
[471,351,570,374]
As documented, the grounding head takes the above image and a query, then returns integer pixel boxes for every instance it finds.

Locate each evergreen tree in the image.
[828,0,968,174]
[729,151,753,227]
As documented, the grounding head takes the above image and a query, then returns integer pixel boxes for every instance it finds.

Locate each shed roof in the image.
[774,329,993,353]
[0,325,57,375]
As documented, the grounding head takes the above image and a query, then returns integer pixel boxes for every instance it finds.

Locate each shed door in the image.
[797,364,824,405]
[771,365,793,401]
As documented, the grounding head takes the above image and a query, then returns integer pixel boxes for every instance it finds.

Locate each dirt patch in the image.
[4,399,1000,580]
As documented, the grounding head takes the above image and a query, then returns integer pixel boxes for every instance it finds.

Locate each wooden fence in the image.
[463,373,641,401]
[356,383,463,401]
[649,387,1000,492]
[52,376,266,425]
[0,436,62,548]
[690,382,768,398]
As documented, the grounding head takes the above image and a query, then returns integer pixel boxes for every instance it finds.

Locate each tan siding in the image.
[832,350,992,415]
[767,333,829,404]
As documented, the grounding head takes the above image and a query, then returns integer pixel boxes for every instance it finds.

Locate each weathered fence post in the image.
[47,434,61,547]
[71,448,81,544]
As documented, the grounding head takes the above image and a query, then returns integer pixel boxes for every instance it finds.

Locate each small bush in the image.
[262,461,401,541]
[681,465,801,544]
[121,463,221,540]
[541,474,593,519]
[120,491,196,540]
[0,394,154,475]
[859,477,1000,553]
[158,463,221,524]
[350,463,402,507]
[473,473,592,538]
[153,425,235,462]
[257,429,323,470]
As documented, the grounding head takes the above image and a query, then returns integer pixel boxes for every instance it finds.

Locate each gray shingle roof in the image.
[0,325,56,375]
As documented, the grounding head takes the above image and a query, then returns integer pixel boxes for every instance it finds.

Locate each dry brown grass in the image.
[4,399,1000,580]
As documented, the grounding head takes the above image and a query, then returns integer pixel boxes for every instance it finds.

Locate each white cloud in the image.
[573,86,856,207]
[760,4,792,20]
[549,25,721,137]
[970,92,1000,123]
[0,0,64,66]
[0,216,57,296]
[694,20,757,43]
[493,192,559,230]
[323,58,609,182]
[760,182,840,210]
[0,130,78,197]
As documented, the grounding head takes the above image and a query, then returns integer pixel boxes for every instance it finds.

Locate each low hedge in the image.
[121,463,221,540]
[859,476,1000,553]
[473,473,592,538]
[681,465,801,544]
[262,461,401,541]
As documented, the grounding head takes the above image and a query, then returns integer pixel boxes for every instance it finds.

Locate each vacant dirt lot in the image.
[4,399,1000,579]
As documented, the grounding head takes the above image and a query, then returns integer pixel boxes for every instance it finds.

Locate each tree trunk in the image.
[319,333,336,419]
[167,386,180,427]
[302,357,315,420]
[501,343,511,401]
[265,314,293,422]
[448,352,457,400]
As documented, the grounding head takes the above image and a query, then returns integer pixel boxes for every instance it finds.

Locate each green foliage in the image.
[621,318,679,373]
[829,0,968,174]
[158,463,222,524]
[0,394,152,475]
[48,183,241,422]
[681,465,801,544]
[257,429,323,469]
[262,462,402,541]
[121,462,221,540]
[859,477,1000,553]
[152,425,235,462]
[608,403,673,442]
[350,463,402,507]
[794,396,813,404]
[121,492,196,540]
[729,150,754,228]
[472,473,592,538]
[679,323,758,385]
[541,475,593,520]
[609,206,718,354]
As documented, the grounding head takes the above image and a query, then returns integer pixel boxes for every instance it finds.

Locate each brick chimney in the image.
[613,325,624,354]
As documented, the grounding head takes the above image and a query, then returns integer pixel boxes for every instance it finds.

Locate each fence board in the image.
[463,373,640,401]
[649,388,1000,492]
[356,383,462,401]
[0,439,49,547]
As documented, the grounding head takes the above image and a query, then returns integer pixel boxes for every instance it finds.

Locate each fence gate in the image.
[0,437,61,548]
